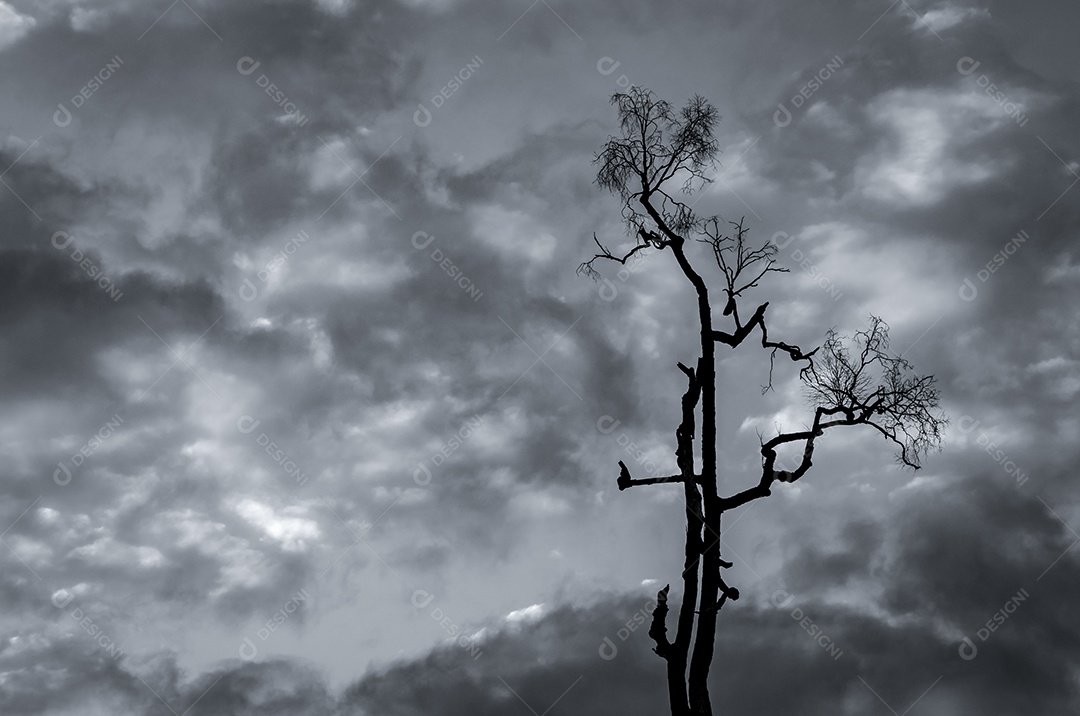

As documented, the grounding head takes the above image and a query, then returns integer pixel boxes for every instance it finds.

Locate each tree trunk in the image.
[671,242,719,716]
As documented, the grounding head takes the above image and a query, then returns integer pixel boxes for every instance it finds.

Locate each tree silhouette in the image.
[581,87,946,716]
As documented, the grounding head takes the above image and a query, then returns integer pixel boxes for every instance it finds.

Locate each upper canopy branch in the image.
[699,217,787,309]
[687,216,822,392]
[595,87,719,241]
[719,317,946,510]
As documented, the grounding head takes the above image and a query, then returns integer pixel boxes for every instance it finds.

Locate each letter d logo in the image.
[770,589,793,608]
[956,57,981,76]
[596,415,621,435]
[54,103,72,127]
[237,415,261,434]
[956,415,981,435]
[51,590,75,609]
[774,103,792,128]
[54,462,72,486]
[239,278,259,302]
[414,462,432,486]
[596,57,621,76]
[239,637,258,661]
[771,231,795,251]
[959,278,978,302]
[414,103,432,128]
[958,637,978,660]
[51,231,75,250]
[236,57,261,76]
[598,278,618,302]
[411,589,435,608]
[411,231,435,250]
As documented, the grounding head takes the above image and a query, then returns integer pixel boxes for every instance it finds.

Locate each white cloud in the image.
[234,499,321,552]
[470,204,557,264]
[856,89,1001,207]
[505,603,545,624]
[0,2,34,51]
[918,3,989,33]
[70,7,109,32]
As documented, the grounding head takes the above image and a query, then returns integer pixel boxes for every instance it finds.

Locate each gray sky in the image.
[1,0,1078,713]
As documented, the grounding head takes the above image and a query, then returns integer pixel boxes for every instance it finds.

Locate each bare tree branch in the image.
[617,462,699,490]
[801,316,947,469]
[577,232,657,281]
[699,217,787,305]
[719,319,946,511]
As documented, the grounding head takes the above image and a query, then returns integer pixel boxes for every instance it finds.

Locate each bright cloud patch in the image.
[855,89,1004,207]
[505,602,545,623]
[918,3,989,33]
[234,499,321,552]
[0,2,34,51]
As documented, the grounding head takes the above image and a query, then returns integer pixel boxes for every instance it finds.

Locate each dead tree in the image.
[580,87,946,716]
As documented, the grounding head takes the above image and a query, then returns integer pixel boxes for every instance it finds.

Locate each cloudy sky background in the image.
[1,0,1079,713]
